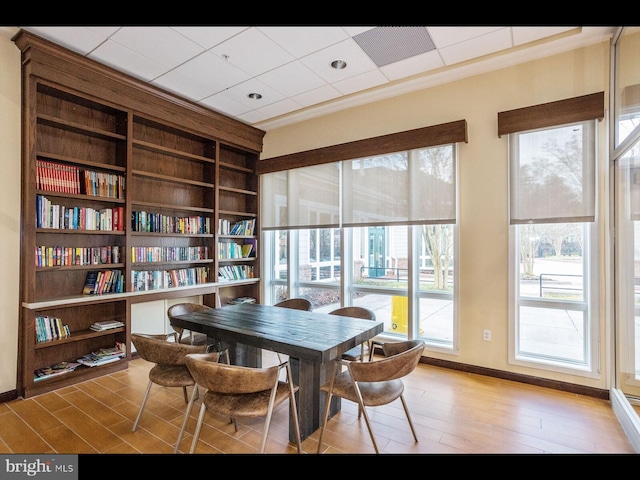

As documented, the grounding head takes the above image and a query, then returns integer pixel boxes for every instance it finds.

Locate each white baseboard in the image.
[611,388,640,453]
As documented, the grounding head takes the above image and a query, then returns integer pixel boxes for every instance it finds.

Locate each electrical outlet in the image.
[483,329,491,341]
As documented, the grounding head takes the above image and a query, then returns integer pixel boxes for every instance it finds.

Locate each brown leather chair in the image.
[329,306,381,361]
[184,353,303,454]
[167,303,213,346]
[316,339,426,454]
[130,333,216,453]
[274,297,313,311]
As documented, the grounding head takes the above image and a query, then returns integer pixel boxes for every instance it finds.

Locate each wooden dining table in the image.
[170,302,384,442]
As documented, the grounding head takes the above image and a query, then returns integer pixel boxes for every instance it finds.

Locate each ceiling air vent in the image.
[353,26,437,67]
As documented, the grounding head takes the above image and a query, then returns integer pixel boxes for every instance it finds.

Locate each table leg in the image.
[216,340,261,367]
[289,358,340,442]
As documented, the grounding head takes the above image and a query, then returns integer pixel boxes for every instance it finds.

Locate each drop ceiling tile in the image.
[200,92,253,117]
[252,97,304,120]
[427,26,505,48]
[300,38,378,83]
[108,26,204,68]
[21,26,117,54]
[258,26,350,57]
[151,68,218,102]
[171,26,248,49]
[257,60,327,97]
[220,77,286,109]
[512,26,577,46]
[380,49,444,81]
[90,40,169,81]
[292,84,342,108]
[332,68,389,96]
[160,50,250,95]
[438,28,513,66]
[209,27,295,77]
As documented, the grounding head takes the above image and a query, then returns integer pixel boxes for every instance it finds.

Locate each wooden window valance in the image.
[497,92,605,138]
[256,119,467,175]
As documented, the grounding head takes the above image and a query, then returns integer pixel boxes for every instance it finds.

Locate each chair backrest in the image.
[329,306,376,321]
[168,302,214,319]
[167,303,214,337]
[348,339,425,383]
[185,352,279,394]
[131,333,207,366]
[274,298,313,311]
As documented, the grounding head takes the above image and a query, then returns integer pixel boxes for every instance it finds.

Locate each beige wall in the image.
[261,41,611,389]
[0,27,613,395]
[0,27,23,394]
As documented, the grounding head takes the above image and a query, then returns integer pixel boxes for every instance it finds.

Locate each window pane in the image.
[352,225,408,289]
[418,224,454,292]
[276,230,288,280]
[518,223,584,302]
[418,297,454,346]
[514,222,590,368]
[510,122,596,224]
[416,224,454,347]
[299,286,340,311]
[518,306,586,364]
[298,228,340,283]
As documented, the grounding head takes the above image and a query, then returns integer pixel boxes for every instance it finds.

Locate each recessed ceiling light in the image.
[248,93,262,100]
[331,59,347,70]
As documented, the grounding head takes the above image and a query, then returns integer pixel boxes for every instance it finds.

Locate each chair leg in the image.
[286,362,302,453]
[399,394,419,442]
[316,361,338,454]
[356,400,379,454]
[351,377,379,453]
[189,403,208,454]
[174,385,199,454]
[132,380,153,431]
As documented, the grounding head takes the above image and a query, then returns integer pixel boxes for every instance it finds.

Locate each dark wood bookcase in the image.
[14,30,264,398]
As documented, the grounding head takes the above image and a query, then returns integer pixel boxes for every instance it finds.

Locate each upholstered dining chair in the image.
[316,339,425,454]
[328,306,382,362]
[130,333,218,452]
[184,352,303,454]
[167,302,214,346]
[274,297,313,311]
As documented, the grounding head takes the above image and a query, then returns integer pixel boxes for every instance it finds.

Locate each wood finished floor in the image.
[0,353,635,455]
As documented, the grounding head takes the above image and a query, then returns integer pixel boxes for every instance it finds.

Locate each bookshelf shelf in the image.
[16,31,264,398]
[34,327,126,349]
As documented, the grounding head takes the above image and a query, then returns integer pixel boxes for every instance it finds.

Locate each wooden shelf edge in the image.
[23,279,260,310]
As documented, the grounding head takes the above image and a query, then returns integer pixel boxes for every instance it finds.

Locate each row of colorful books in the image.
[83,269,125,295]
[36,159,125,199]
[37,195,125,231]
[130,246,208,263]
[131,211,210,234]
[36,245,121,268]
[35,315,70,343]
[130,267,210,291]
[217,239,256,259]
[218,264,255,281]
[218,218,256,236]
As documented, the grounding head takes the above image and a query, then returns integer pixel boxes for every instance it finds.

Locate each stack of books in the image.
[34,361,81,382]
[90,320,125,331]
[229,296,256,304]
[77,344,126,367]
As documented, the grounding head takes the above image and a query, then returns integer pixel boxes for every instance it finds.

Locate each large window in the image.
[260,140,459,351]
[613,27,640,400]
[507,121,599,375]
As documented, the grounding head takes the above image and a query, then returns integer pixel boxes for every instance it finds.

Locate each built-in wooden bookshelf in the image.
[14,30,264,398]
